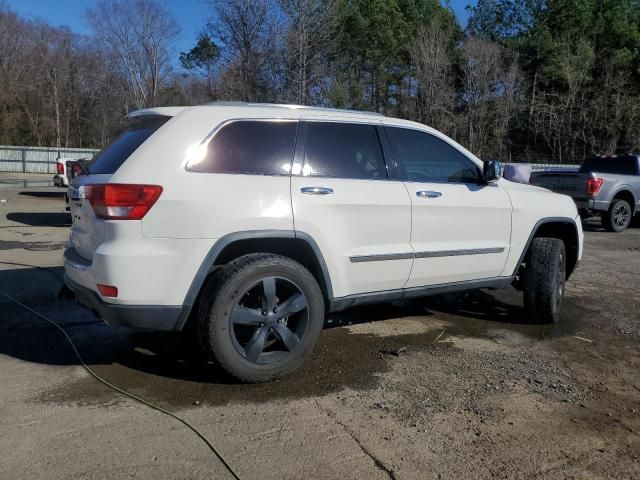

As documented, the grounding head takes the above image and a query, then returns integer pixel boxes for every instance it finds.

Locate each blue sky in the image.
[6,0,476,65]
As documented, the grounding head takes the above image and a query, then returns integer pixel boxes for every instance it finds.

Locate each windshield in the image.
[88,116,169,174]
[579,156,638,175]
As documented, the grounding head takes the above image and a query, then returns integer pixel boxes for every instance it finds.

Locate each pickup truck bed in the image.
[531,155,640,232]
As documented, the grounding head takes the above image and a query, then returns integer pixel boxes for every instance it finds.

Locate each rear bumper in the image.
[575,198,609,212]
[64,274,185,331]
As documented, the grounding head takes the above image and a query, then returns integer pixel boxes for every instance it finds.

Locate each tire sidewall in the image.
[208,258,324,380]
[551,245,566,320]
[607,199,632,232]
[523,238,566,324]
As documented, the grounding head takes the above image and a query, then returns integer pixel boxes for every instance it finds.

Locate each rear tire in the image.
[522,238,566,324]
[602,199,632,232]
[197,253,325,383]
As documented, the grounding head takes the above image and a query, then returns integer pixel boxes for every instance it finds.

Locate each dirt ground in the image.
[0,178,639,479]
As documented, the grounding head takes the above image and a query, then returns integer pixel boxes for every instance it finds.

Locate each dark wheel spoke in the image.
[273,323,300,351]
[230,305,264,326]
[245,326,269,362]
[277,292,307,317]
[261,277,277,312]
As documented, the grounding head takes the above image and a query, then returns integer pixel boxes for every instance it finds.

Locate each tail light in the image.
[85,184,163,220]
[56,162,64,174]
[587,177,603,196]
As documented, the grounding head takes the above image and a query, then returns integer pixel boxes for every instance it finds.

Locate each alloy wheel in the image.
[613,203,630,228]
[228,276,309,365]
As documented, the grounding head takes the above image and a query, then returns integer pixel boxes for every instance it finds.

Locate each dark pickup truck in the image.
[531,155,640,232]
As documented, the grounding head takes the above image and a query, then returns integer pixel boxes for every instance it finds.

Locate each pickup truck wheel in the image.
[602,199,632,232]
[522,238,566,324]
[197,253,324,383]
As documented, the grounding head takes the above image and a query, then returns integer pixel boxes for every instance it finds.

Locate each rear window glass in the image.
[188,120,298,175]
[579,156,638,175]
[88,117,168,174]
[302,122,387,180]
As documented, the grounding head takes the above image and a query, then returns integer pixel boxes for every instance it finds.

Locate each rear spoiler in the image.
[125,107,185,120]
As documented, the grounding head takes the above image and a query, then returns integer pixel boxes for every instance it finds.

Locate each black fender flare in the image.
[512,216,579,278]
[175,230,332,330]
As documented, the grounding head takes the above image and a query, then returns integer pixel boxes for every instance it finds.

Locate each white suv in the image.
[64,103,583,382]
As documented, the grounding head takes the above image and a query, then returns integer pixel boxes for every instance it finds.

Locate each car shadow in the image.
[581,215,640,231]
[0,264,563,388]
[19,191,66,199]
[6,212,71,227]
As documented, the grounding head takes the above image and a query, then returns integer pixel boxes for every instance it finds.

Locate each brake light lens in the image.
[587,177,604,196]
[56,162,64,174]
[97,284,118,297]
[85,184,163,220]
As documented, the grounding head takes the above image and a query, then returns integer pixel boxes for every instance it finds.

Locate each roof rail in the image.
[203,101,384,117]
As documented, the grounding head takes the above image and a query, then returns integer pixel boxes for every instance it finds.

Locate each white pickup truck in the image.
[53,158,71,188]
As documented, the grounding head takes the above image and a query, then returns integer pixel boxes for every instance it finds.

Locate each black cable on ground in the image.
[0,267,241,480]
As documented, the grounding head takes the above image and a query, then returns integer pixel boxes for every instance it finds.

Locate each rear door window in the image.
[386,127,480,183]
[88,116,168,174]
[302,122,387,180]
[189,120,298,175]
[579,157,639,175]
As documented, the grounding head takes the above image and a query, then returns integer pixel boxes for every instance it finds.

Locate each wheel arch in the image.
[514,218,580,280]
[610,188,636,215]
[176,230,333,330]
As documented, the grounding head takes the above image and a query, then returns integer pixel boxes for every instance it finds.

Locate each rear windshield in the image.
[88,116,169,174]
[579,156,638,175]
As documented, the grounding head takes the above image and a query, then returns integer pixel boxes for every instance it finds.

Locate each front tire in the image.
[602,199,632,232]
[522,238,566,324]
[197,253,325,383]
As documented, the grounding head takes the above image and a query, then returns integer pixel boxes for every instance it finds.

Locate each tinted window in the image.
[579,156,638,175]
[89,117,168,174]
[387,127,480,183]
[189,120,298,175]
[302,122,387,179]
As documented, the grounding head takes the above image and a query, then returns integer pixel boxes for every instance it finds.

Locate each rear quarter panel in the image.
[109,106,299,239]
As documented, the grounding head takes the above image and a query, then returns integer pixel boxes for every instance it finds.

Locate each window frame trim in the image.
[184,117,299,177]
[383,124,484,185]
[296,119,397,182]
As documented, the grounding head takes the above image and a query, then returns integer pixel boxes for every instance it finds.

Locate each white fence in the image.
[0,145,98,174]
[0,144,579,176]
[505,162,579,172]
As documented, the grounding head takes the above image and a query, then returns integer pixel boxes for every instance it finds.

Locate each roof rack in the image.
[203,101,384,117]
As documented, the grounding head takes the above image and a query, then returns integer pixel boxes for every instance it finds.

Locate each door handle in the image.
[301,187,334,195]
[416,190,442,198]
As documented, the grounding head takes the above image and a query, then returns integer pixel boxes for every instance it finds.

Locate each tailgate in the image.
[68,174,111,261]
[531,172,587,198]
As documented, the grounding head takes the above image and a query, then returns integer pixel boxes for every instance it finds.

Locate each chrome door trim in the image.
[349,252,414,263]
[350,247,505,263]
[415,247,505,259]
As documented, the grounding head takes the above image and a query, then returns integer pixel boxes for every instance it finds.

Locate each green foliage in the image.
[333,0,460,111]
[180,35,220,73]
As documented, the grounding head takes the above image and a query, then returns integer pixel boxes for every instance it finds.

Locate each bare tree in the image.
[460,36,523,158]
[279,0,334,105]
[208,0,281,101]
[412,21,455,133]
[529,39,594,161]
[86,0,180,109]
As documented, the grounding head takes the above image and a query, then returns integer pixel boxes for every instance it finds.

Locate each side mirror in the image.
[482,160,502,183]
